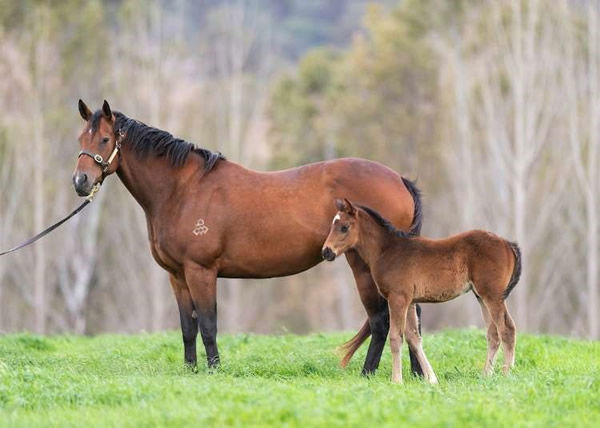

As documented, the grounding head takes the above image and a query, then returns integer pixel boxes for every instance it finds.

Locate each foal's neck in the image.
[353,213,398,267]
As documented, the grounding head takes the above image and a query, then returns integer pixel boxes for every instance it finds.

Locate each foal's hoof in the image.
[427,375,439,385]
[483,365,494,377]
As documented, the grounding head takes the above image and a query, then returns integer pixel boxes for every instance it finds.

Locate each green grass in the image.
[0,329,598,427]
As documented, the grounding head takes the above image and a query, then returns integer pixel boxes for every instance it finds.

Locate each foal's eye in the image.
[340,225,349,233]
[101,137,110,144]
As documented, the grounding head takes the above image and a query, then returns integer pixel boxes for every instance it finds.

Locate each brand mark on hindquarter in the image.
[193,218,209,236]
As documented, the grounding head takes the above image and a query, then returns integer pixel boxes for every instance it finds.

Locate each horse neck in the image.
[354,212,398,267]
[115,144,194,216]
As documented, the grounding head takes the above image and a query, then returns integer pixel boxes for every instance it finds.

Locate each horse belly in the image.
[411,262,472,303]
[217,249,323,278]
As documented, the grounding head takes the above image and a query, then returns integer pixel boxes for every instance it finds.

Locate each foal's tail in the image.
[503,241,522,300]
[401,177,423,236]
[339,320,371,368]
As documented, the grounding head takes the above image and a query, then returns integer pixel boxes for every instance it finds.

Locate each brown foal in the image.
[322,199,521,384]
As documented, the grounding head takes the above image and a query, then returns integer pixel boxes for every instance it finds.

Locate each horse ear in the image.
[343,198,356,215]
[78,99,92,121]
[335,199,345,212]
[102,100,112,120]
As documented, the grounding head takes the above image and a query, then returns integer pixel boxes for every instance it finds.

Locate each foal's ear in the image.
[343,198,356,215]
[335,198,356,215]
[78,99,92,121]
[102,100,113,120]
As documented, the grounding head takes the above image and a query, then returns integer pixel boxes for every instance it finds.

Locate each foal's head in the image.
[73,99,122,196]
[322,198,360,261]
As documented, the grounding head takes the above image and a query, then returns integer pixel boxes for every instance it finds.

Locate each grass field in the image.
[0,329,598,427]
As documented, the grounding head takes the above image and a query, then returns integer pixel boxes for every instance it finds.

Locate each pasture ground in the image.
[0,329,598,427]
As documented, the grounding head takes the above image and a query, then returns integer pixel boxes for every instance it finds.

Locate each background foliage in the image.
[0,0,598,340]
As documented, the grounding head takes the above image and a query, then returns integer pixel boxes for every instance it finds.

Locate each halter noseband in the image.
[78,128,125,175]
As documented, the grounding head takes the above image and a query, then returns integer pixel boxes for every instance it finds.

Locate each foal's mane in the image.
[357,205,416,239]
[92,110,224,171]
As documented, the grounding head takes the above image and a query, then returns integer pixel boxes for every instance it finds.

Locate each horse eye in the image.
[101,137,110,144]
[340,225,349,233]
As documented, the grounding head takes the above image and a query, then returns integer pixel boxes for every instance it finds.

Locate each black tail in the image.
[401,177,425,377]
[401,177,423,236]
[504,241,522,299]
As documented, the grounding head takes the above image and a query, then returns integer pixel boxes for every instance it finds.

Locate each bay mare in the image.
[322,199,521,383]
[72,100,426,375]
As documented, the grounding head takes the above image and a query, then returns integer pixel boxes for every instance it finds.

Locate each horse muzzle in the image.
[322,247,336,262]
[73,172,93,196]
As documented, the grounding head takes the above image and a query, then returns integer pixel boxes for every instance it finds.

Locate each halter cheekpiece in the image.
[78,128,124,175]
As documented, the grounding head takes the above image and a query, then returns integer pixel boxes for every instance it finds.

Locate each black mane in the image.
[357,205,416,239]
[95,111,224,171]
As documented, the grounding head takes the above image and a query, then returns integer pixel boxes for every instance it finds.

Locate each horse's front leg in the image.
[169,274,198,367]
[184,263,220,369]
[388,292,410,384]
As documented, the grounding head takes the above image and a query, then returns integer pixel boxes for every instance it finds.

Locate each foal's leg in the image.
[388,293,410,384]
[486,300,516,374]
[346,251,424,376]
[477,296,500,376]
[184,263,220,368]
[405,305,438,384]
[169,274,198,366]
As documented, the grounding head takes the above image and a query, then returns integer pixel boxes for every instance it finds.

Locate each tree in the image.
[563,0,600,339]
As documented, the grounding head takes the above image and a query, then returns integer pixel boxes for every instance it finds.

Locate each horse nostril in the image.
[73,173,88,188]
[322,247,335,261]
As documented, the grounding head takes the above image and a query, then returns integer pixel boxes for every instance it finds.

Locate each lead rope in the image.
[0,200,92,257]
[0,130,122,257]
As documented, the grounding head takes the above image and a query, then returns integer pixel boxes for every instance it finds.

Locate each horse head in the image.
[73,99,123,196]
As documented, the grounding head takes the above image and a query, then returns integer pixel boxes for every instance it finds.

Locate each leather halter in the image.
[78,128,125,175]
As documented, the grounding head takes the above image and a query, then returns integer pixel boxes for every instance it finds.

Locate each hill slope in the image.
[0,330,598,427]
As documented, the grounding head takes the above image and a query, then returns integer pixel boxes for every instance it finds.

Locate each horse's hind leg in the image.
[169,274,198,367]
[405,305,438,384]
[477,296,500,375]
[345,251,388,375]
[346,251,424,376]
[486,300,516,374]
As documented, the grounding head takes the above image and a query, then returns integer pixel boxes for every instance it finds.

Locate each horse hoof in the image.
[428,376,439,385]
